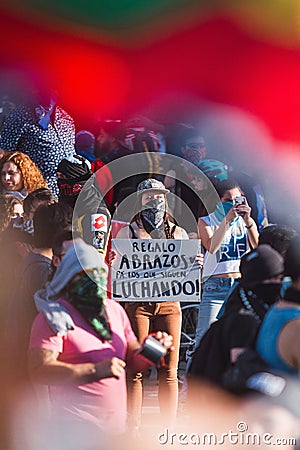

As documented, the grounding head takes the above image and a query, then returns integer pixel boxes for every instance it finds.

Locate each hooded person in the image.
[57,155,111,255]
[57,154,93,208]
[188,244,284,387]
[226,244,285,319]
[29,239,173,436]
[33,238,110,337]
[256,237,300,376]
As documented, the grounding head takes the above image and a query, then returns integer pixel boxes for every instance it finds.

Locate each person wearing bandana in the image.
[222,244,284,362]
[28,239,173,437]
[116,178,202,433]
[256,237,300,375]
[56,154,112,256]
[56,154,93,209]
[188,244,284,387]
[193,178,259,351]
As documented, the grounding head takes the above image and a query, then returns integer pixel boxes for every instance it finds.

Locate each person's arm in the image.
[198,200,258,254]
[198,202,244,254]
[245,221,259,249]
[198,217,232,254]
[28,348,126,385]
[125,331,174,373]
[277,318,300,372]
[235,197,259,249]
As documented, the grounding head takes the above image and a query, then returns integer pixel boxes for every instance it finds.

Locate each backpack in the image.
[222,348,271,394]
[188,316,272,394]
[187,315,233,385]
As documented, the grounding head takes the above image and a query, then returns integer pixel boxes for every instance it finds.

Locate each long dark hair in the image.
[213,178,242,199]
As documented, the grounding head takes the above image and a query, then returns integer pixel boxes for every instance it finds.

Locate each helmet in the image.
[196,159,228,181]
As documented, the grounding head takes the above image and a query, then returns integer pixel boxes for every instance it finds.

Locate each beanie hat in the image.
[240,244,284,286]
[57,154,91,179]
[57,155,92,208]
[75,130,95,150]
[75,131,96,162]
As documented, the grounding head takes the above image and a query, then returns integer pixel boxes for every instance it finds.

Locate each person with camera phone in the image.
[193,178,259,351]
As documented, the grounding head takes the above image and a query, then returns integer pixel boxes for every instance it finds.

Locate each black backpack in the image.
[222,348,271,394]
[187,303,271,392]
[187,314,233,385]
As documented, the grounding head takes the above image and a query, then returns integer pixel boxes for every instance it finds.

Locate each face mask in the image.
[140,198,166,236]
[65,269,112,342]
[250,282,282,306]
[214,201,235,222]
[57,176,89,208]
[182,148,204,165]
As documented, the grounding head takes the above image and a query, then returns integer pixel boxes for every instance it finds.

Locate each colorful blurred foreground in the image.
[6,378,300,449]
[0,0,300,226]
[0,0,300,142]
[1,3,300,446]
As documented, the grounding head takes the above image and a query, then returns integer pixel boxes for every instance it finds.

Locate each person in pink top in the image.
[28,239,172,436]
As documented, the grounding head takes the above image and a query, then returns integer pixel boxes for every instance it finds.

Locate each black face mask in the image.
[140,198,166,238]
[250,282,282,305]
[57,174,91,208]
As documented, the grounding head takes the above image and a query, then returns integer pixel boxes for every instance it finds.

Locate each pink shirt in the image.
[30,298,137,434]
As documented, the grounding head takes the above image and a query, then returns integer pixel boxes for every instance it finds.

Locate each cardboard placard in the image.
[111,239,201,302]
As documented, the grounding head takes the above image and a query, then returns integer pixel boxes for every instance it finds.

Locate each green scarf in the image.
[65,269,112,342]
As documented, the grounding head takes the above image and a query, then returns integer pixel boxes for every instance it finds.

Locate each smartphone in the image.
[235,195,245,205]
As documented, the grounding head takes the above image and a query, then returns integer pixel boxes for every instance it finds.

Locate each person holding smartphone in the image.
[193,178,259,349]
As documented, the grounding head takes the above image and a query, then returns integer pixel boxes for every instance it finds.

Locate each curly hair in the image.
[0,194,23,232]
[0,151,47,194]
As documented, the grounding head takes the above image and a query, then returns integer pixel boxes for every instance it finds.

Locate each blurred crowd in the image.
[0,89,299,450]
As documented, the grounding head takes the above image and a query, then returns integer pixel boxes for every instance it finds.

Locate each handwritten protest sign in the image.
[111,239,201,302]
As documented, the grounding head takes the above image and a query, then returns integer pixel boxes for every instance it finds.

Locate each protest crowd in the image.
[0,89,299,450]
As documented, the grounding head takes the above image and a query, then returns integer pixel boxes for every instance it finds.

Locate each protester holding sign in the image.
[115,178,202,433]
[111,239,201,302]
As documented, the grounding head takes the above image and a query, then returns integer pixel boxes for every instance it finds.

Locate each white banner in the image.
[111,239,201,302]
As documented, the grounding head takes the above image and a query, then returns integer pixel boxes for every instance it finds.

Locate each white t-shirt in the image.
[201,213,249,281]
